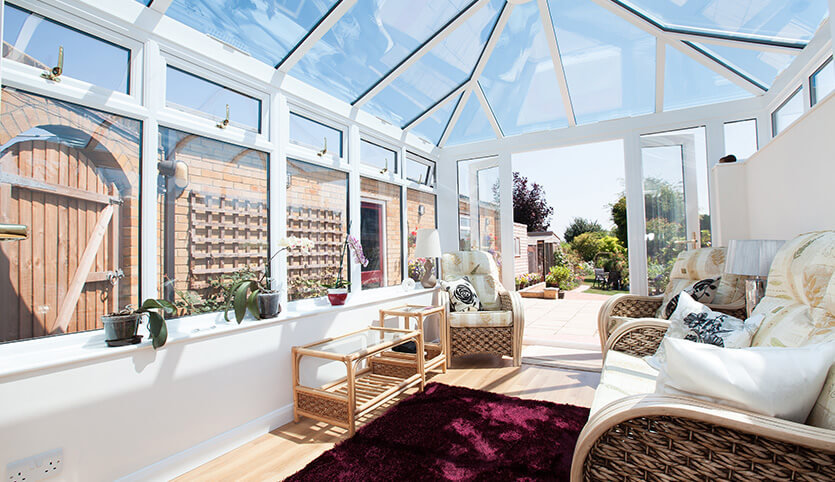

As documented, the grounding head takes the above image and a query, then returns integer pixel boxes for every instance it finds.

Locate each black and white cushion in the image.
[659,277,721,319]
[441,277,482,312]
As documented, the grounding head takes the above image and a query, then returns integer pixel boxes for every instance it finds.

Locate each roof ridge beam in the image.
[276,0,357,72]
[474,81,503,138]
[353,0,489,108]
[537,0,576,126]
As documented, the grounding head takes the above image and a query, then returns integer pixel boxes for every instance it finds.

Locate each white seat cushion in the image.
[448,310,512,328]
[590,350,658,415]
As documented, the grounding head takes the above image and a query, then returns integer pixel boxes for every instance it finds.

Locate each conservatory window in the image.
[772,88,804,136]
[0,87,141,343]
[811,57,835,106]
[724,119,758,161]
[286,159,349,301]
[288,113,343,158]
[405,155,436,187]
[457,158,502,275]
[361,140,398,174]
[2,3,131,93]
[157,127,269,316]
[166,65,262,132]
[360,178,402,289]
[406,188,437,282]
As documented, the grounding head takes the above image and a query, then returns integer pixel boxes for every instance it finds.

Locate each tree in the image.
[564,217,603,243]
[611,196,628,248]
[512,172,553,232]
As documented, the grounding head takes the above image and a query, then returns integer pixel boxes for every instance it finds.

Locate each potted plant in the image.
[101,298,176,349]
[321,227,368,306]
[226,237,314,323]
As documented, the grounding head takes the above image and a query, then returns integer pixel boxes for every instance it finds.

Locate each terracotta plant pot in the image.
[327,288,349,306]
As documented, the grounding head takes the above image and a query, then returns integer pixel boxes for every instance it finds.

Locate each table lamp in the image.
[725,239,785,317]
[413,228,442,288]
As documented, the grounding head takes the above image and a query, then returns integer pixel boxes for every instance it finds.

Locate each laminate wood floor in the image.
[175,355,600,482]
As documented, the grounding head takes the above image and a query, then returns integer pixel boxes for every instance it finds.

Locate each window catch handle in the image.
[41,46,64,82]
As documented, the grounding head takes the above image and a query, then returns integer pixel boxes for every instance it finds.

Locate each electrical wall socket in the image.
[6,449,63,482]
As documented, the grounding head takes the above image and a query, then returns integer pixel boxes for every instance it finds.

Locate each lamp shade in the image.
[413,228,442,259]
[725,239,786,277]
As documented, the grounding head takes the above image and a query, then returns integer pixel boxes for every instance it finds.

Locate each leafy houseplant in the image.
[226,237,314,324]
[101,298,176,349]
[321,228,368,306]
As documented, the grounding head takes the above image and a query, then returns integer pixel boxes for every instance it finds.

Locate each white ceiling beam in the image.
[149,0,174,14]
[439,87,473,147]
[591,0,765,95]
[354,0,489,108]
[474,82,503,138]
[404,82,468,132]
[536,0,575,126]
[276,0,357,72]
[655,40,665,112]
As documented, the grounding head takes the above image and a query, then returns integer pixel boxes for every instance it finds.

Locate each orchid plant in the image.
[225,236,314,324]
[321,224,368,290]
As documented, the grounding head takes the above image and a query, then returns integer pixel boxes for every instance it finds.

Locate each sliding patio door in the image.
[640,127,710,294]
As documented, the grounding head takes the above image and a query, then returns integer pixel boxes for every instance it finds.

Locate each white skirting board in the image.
[117,404,295,481]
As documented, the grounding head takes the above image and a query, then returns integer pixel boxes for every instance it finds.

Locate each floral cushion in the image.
[657,277,720,319]
[442,250,503,310]
[440,277,481,312]
[449,310,513,328]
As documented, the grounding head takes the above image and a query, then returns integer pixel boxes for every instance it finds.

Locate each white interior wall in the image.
[713,91,835,244]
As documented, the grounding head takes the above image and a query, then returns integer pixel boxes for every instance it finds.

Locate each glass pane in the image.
[3,3,130,93]
[771,87,804,135]
[407,188,437,281]
[289,113,343,157]
[166,65,261,132]
[622,0,829,42]
[724,119,758,160]
[410,93,460,145]
[642,145,687,295]
[405,156,435,186]
[306,328,409,355]
[361,140,398,173]
[664,44,753,111]
[691,42,794,88]
[446,92,495,146]
[289,0,472,104]
[811,57,835,106]
[479,1,569,136]
[362,0,502,127]
[548,0,655,124]
[166,0,337,66]
[0,88,141,343]
[457,158,502,276]
[360,178,402,289]
[286,159,349,301]
[158,127,269,317]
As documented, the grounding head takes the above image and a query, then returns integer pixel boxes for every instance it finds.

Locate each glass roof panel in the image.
[664,44,754,111]
[411,93,461,145]
[447,92,495,145]
[166,0,337,66]
[691,42,795,88]
[622,0,829,42]
[479,1,569,136]
[363,0,502,127]
[289,0,473,104]
[548,0,655,125]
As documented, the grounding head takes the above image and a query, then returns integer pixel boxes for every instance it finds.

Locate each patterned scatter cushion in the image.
[646,291,764,370]
[657,277,721,319]
[441,277,482,312]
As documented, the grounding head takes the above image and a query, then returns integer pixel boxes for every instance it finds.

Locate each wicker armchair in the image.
[573,231,835,481]
[439,251,524,366]
[598,247,746,350]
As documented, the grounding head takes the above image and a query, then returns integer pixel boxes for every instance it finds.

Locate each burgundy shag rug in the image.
[286,382,590,481]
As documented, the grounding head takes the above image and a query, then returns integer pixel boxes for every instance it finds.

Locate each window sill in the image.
[0,286,437,380]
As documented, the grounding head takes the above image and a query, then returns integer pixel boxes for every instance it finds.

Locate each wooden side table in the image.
[292,327,425,435]
[375,305,447,375]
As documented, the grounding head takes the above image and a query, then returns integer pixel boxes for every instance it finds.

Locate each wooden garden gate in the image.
[0,140,122,341]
